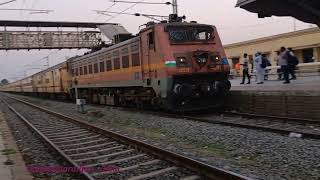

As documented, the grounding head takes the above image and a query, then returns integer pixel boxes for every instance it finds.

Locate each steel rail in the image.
[0,98,95,180]
[188,116,320,139]
[1,94,251,180]
[224,111,320,125]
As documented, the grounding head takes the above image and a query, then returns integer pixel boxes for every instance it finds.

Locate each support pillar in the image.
[314,47,320,62]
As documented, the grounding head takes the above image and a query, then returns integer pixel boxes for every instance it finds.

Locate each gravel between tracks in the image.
[6,94,320,180]
[0,99,84,180]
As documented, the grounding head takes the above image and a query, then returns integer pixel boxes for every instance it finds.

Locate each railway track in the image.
[175,112,320,140]
[0,95,250,180]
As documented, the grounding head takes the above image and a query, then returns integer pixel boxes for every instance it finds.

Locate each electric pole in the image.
[172,0,178,15]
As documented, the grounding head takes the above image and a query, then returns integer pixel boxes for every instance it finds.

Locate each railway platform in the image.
[230,75,320,92]
[0,111,33,180]
[227,75,320,120]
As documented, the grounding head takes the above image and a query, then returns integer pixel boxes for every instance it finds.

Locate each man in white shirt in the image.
[254,52,264,84]
[240,53,251,84]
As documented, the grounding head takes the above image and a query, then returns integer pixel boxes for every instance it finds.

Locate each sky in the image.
[0,0,316,81]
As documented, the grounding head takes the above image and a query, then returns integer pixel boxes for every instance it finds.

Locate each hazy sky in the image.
[0,0,315,81]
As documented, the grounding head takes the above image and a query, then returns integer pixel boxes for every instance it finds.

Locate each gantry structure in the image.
[0,20,119,50]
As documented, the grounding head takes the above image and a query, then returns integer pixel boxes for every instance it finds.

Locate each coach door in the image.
[140,29,156,86]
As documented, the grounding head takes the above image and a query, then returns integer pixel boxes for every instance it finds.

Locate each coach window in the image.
[114,58,120,70]
[88,64,93,74]
[132,53,140,66]
[106,60,112,71]
[148,31,155,50]
[80,67,83,76]
[122,56,130,68]
[122,48,129,54]
[100,61,105,72]
[84,66,88,75]
[94,63,99,73]
[75,68,79,76]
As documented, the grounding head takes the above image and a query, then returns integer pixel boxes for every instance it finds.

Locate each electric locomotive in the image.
[70,15,231,111]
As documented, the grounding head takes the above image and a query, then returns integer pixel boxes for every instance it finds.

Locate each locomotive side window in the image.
[114,58,121,70]
[122,56,130,68]
[131,44,139,52]
[132,53,140,66]
[100,62,105,72]
[94,63,99,73]
[121,48,129,54]
[148,32,155,49]
[88,65,93,74]
[106,60,112,71]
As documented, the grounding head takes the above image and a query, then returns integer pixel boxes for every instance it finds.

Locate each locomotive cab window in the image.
[167,26,214,43]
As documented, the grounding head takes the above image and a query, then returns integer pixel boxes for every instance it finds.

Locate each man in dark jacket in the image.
[287,48,298,80]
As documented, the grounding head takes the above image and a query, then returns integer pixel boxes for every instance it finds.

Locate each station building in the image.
[224,27,320,72]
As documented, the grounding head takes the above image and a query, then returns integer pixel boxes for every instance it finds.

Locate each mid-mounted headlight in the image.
[177,57,187,63]
[197,57,207,64]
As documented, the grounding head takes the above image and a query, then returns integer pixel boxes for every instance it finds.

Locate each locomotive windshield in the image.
[167,26,214,43]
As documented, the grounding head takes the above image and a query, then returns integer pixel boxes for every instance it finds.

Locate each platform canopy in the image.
[236,0,320,26]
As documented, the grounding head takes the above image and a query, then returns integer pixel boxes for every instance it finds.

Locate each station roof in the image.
[236,0,320,26]
[0,20,118,28]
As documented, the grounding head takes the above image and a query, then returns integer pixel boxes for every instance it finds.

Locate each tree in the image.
[0,79,9,85]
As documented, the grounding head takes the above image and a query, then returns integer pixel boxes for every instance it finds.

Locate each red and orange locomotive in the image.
[70,16,231,111]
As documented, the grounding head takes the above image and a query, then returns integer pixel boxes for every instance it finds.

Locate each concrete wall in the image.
[224,28,320,71]
[227,91,320,120]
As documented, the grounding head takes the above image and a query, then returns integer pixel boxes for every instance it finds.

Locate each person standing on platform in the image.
[276,51,283,80]
[254,52,265,84]
[287,48,298,80]
[240,53,251,84]
[279,47,290,84]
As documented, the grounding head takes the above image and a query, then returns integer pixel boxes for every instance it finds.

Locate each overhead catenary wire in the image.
[110,0,171,5]
[94,1,117,21]
[0,0,16,6]
[96,10,167,21]
[104,0,144,22]
[0,8,53,12]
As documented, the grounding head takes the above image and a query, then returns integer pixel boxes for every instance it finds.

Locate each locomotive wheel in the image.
[135,99,144,110]
[119,98,127,107]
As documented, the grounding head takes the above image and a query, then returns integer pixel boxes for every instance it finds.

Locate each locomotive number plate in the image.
[178,68,190,73]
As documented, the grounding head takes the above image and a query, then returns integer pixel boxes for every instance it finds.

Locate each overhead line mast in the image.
[172,0,177,15]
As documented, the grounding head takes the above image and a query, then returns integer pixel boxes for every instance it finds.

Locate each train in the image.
[0,15,231,111]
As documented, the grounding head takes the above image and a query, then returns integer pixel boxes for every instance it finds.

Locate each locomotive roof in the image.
[70,36,140,64]
[70,22,215,64]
